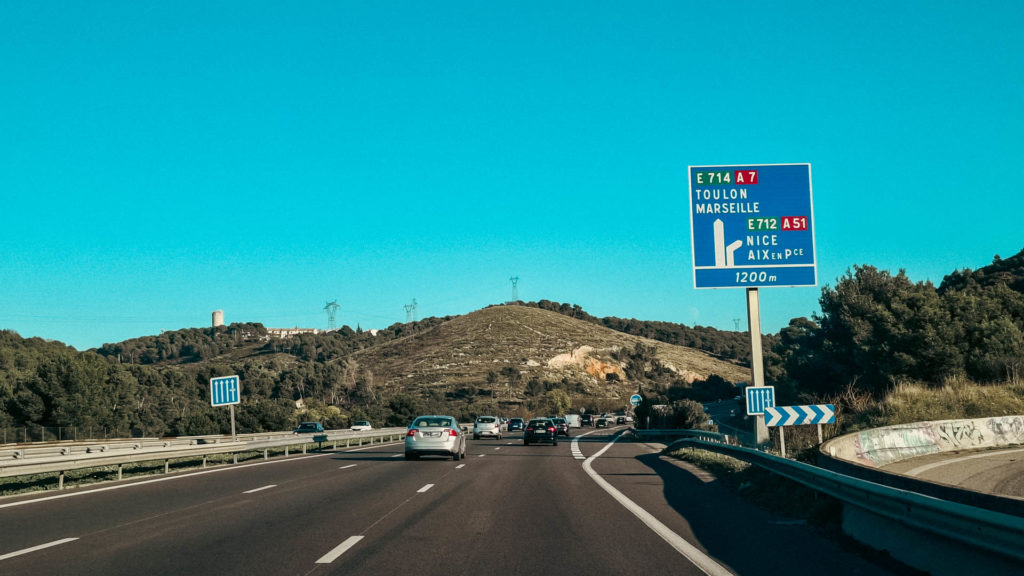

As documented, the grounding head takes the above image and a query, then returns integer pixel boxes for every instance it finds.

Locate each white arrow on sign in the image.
[764,404,835,427]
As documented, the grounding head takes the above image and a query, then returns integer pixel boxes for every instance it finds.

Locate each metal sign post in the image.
[747,288,769,446]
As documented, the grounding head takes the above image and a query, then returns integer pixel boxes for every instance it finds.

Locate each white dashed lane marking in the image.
[316,536,364,564]
[0,538,79,561]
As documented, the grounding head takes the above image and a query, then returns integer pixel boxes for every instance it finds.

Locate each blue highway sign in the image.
[689,164,816,288]
[629,394,643,407]
[745,386,775,416]
[211,375,241,407]
[764,404,835,427]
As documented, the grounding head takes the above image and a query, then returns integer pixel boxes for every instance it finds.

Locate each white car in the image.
[350,421,373,431]
[473,416,502,440]
[405,415,466,460]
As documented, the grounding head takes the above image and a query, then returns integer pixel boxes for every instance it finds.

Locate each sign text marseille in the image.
[689,164,816,288]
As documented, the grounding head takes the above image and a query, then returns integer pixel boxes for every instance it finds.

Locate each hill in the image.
[0,303,748,436]
[349,304,750,403]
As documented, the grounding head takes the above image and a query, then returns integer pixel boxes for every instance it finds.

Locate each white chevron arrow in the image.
[764,404,835,427]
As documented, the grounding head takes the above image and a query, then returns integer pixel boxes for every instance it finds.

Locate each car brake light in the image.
[548,426,556,433]
[406,429,417,437]
[449,429,459,437]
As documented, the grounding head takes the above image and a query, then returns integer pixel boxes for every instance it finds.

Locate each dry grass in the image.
[353,305,750,400]
[854,378,1024,429]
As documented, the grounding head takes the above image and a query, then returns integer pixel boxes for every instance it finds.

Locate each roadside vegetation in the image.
[1,248,1022,447]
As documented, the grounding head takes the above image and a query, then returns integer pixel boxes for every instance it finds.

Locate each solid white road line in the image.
[243,485,277,494]
[340,464,358,469]
[581,432,732,576]
[315,535,364,564]
[0,538,79,561]
[417,484,434,493]
[905,447,1024,476]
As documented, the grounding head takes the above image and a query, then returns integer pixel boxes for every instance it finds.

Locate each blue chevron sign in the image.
[764,404,835,427]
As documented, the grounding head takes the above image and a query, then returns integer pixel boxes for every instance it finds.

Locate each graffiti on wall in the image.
[936,420,987,448]
[854,423,940,467]
[986,416,1024,446]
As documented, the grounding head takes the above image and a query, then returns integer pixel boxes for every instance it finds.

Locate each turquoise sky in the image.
[2,1,1022,350]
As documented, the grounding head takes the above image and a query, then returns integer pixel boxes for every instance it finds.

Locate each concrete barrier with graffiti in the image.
[823,415,1024,468]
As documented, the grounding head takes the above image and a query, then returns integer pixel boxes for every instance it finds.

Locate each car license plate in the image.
[425,431,441,437]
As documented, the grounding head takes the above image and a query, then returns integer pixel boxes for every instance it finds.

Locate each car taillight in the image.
[406,429,417,437]
[449,429,459,437]
[526,427,533,432]
[548,426,556,433]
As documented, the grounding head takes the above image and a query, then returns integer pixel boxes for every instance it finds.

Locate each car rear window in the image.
[476,417,496,423]
[415,419,448,427]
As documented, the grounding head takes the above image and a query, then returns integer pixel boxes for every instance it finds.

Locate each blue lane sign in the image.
[211,375,241,407]
[629,394,642,407]
[689,164,816,289]
[764,404,835,427]
[745,386,775,416]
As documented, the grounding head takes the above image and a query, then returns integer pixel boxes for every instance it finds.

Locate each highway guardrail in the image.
[667,433,1024,573]
[0,428,408,487]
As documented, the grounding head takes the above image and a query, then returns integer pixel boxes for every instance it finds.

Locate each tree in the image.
[525,377,544,397]
[387,395,423,426]
[501,366,522,390]
[814,266,956,394]
[542,389,571,416]
[670,399,712,430]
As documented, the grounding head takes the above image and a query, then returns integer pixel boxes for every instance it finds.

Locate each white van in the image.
[565,414,581,428]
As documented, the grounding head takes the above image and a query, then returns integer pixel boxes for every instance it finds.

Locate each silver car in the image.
[473,415,502,440]
[405,415,467,461]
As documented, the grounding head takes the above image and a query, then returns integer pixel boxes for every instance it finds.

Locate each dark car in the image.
[523,418,558,445]
[616,416,627,425]
[581,414,593,426]
[508,418,525,431]
[595,418,609,428]
[550,417,570,437]
[293,421,325,434]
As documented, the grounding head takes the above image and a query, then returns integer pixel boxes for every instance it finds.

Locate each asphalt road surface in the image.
[880,446,1024,498]
[0,426,909,576]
